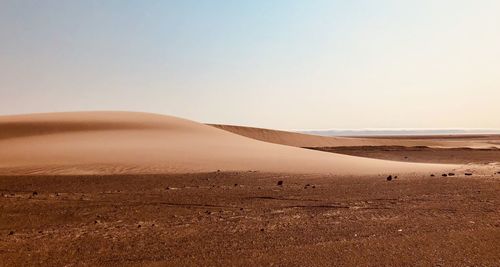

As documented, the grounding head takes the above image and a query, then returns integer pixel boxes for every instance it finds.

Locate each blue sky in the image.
[1,0,499,129]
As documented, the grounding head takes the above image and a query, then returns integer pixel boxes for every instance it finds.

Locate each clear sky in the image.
[1,0,499,130]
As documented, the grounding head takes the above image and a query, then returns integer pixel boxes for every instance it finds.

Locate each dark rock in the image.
[448,173,455,176]
[277,180,283,186]
[32,191,38,196]
[137,224,141,228]
[430,174,435,177]
[8,231,14,235]
[312,185,316,189]
[234,183,238,187]
[464,173,473,176]
[260,228,264,232]
[394,176,398,179]
[442,174,448,177]
[386,175,393,181]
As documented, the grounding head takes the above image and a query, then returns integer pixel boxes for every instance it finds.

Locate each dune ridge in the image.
[0,111,459,175]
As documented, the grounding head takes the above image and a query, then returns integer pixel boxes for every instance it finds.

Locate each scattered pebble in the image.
[137,224,141,228]
[234,183,238,187]
[386,175,393,181]
[32,191,38,196]
[464,173,473,176]
[448,173,455,176]
[8,231,14,235]
[430,174,435,177]
[442,174,448,177]
[277,180,283,186]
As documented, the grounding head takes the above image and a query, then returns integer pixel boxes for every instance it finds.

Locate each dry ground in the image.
[308,146,500,164]
[1,171,499,266]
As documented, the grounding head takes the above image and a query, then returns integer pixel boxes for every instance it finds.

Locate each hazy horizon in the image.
[1,0,499,130]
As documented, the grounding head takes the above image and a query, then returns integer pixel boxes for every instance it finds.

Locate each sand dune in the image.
[0,111,459,175]
[211,124,499,149]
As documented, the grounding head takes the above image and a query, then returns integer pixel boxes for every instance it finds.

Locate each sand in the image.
[0,111,458,175]
[1,172,499,266]
[211,124,500,149]
[1,111,499,266]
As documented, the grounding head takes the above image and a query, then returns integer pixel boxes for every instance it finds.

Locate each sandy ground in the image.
[309,146,500,165]
[1,172,499,266]
[1,112,499,266]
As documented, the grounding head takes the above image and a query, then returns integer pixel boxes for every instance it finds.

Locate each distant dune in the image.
[210,124,499,149]
[0,112,458,175]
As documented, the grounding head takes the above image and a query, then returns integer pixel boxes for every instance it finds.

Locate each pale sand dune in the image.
[0,111,459,175]
[211,124,499,149]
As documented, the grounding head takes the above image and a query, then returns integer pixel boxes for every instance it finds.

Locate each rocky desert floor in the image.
[1,170,499,266]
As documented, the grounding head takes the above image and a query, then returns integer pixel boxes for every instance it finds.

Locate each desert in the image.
[2,1,500,266]
[0,111,499,266]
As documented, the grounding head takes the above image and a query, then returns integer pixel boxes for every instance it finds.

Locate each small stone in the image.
[312,185,316,189]
[8,231,14,235]
[464,173,473,176]
[32,191,38,196]
[234,183,238,187]
[442,174,448,177]
[260,228,264,232]
[386,175,393,181]
[137,224,141,228]
[430,174,435,177]
[448,173,455,176]
[277,180,283,186]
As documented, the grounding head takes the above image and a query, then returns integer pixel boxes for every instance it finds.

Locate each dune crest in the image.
[0,112,458,175]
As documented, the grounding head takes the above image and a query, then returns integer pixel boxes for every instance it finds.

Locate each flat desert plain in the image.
[0,112,499,266]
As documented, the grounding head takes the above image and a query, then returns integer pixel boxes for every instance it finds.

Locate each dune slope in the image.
[210,124,499,148]
[0,112,457,175]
